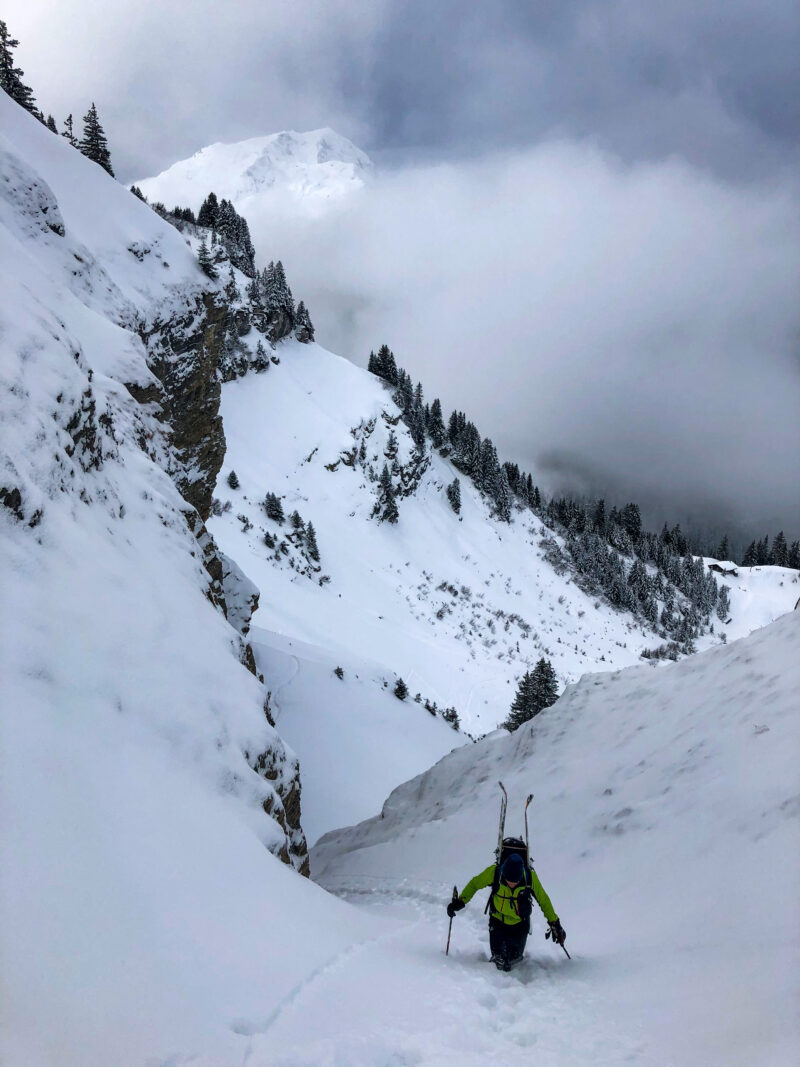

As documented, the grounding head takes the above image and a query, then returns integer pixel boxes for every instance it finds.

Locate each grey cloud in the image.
[6,0,800,182]
[253,143,800,542]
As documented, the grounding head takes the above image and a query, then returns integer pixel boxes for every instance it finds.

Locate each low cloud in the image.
[253,143,800,540]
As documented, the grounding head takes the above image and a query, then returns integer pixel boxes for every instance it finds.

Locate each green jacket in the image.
[460,863,558,926]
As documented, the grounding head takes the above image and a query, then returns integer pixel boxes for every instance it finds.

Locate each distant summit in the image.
[137,128,372,218]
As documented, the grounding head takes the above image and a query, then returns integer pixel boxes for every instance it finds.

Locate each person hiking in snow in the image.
[446,848,566,970]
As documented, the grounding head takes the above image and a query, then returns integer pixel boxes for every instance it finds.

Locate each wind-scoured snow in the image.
[137,128,371,220]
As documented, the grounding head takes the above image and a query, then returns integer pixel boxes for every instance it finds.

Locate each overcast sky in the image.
[8,0,800,542]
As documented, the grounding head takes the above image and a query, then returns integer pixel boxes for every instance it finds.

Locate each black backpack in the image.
[484,836,531,914]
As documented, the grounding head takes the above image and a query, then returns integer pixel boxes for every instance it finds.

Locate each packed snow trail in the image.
[240,877,654,1067]
[312,610,800,1067]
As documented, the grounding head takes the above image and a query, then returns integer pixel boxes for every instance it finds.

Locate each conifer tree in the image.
[503,671,535,732]
[716,584,731,621]
[377,464,399,524]
[0,20,37,114]
[46,114,57,133]
[446,477,461,514]
[197,192,219,229]
[715,534,729,561]
[225,266,239,302]
[78,103,114,176]
[61,113,77,146]
[772,531,788,567]
[428,398,447,449]
[305,522,320,562]
[226,470,240,490]
[289,509,304,531]
[788,541,800,570]
[264,493,285,524]
[741,540,757,567]
[394,677,408,700]
[197,239,218,279]
[503,658,559,732]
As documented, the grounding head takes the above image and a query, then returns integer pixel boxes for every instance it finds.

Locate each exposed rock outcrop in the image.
[141,292,227,521]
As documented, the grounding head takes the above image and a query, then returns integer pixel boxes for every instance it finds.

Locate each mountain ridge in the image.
[137,127,371,217]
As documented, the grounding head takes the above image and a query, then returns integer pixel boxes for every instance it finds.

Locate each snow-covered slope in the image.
[208,341,798,740]
[0,92,351,1067]
[138,127,371,220]
[307,609,800,1067]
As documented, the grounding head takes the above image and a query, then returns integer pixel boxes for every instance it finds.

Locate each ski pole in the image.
[546,926,572,959]
[445,885,458,955]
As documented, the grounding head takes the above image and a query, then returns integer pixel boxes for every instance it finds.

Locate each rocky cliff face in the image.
[141,292,227,521]
[1,96,311,876]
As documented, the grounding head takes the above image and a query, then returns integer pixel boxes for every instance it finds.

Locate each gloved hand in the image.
[546,919,566,945]
[447,898,466,919]
[516,887,533,921]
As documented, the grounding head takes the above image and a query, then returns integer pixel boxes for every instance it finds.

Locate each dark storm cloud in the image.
[365,0,800,180]
[7,0,800,181]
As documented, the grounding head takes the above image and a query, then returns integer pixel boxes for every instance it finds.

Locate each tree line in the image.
[1,20,115,176]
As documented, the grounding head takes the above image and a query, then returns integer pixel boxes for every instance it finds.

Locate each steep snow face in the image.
[138,128,372,220]
[0,95,343,1067]
[312,610,800,1067]
[208,341,798,734]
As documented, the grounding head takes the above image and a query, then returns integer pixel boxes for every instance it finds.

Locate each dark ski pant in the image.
[489,916,529,962]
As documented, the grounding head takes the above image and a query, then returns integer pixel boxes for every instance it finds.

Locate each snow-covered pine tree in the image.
[0,20,38,114]
[225,266,239,302]
[264,493,285,524]
[197,192,219,229]
[227,470,240,490]
[289,510,304,531]
[393,677,408,700]
[446,477,461,514]
[295,300,314,341]
[741,541,757,567]
[253,340,269,372]
[377,464,399,524]
[46,114,57,133]
[385,430,399,465]
[493,465,512,522]
[772,531,788,567]
[197,239,218,279]
[305,522,320,562]
[375,344,398,386]
[428,398,447,449]
[529,657,559,715]
[78,103,114,176]
[503,671,534,732]
[716,584,731,621]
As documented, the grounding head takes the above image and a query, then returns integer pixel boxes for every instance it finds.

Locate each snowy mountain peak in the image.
[137,128,372,216]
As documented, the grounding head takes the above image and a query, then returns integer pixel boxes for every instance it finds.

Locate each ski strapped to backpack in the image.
[484,785,535,914]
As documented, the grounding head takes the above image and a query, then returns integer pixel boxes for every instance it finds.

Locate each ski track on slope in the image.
[242,877,655,1067]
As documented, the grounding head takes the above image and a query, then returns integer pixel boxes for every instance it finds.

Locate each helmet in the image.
[500,853,525,884]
